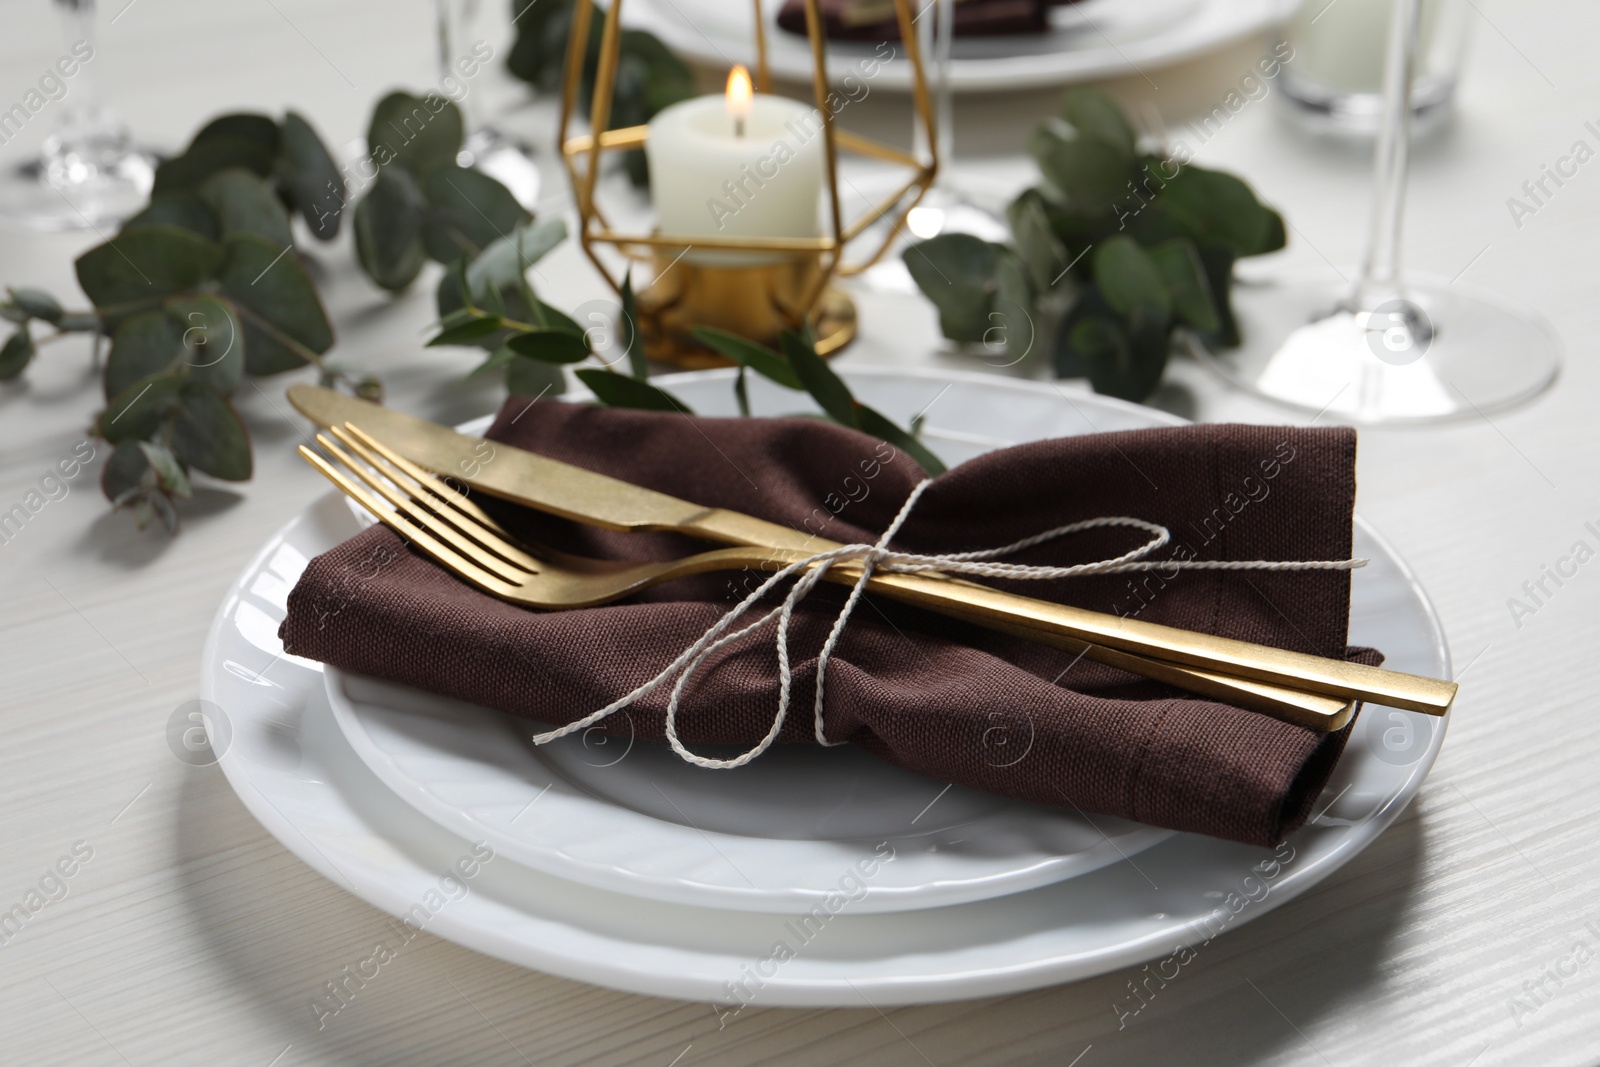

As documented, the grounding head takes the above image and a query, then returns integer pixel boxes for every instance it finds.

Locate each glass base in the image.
[0,138,156,233]
[1192,266,1561,425]
[459,126,540,209]
[848,180,1010,295]
[1278,72,1455,139]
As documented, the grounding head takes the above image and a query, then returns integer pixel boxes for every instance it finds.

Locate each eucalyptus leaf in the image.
[199,168,294,248]
[506,352,568,397]
[1059,89,1138,158]
[1192,240,1241,348]
[1007,189,1070,293]
[148,489,179,532]
[9,288,62,322]
[137,441,192,499]
[1145,239,1220,333]
[101,441,151,503]
[354,167,428,292]
[780,331,856,426]
[152,133,277,195]
[1051,288,1118,378]
[278,111,345,240]
[1093,236,1171,321]
[99,371,186,442]
[505,328,591,364]
[0,327,34,380]
[216,233,333,375]
[105,312,183,398]
[691,327,802,390]
[192,113,281,155]
[1159,166,1284,257]
[368,91,463,177]
[575,368,688,412]
[1087,313,1170,402]
[124,194,219,241]
[534,300,584,338]
[1028,117,1133,214]
[421,165,529,263]
[171,386,252,480]
[992,252,1037,363]
[463,219,567,299]
[902,233,1002,343]
[166,295,245,394]
[75,226,224,327]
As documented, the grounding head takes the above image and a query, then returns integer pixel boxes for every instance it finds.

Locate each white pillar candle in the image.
[645,68,826,264]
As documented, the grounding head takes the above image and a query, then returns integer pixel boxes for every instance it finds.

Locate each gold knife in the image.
[287,385,1455,723]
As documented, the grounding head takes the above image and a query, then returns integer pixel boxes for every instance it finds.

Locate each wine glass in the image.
[1192,0,1560,424]
[435,0,540,207]
[851,0,1009,293]
[0,0,156,232]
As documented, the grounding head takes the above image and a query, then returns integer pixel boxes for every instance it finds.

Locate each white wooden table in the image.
[2,1,1597,1064]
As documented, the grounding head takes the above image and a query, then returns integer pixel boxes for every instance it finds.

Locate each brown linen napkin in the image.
[280,399,1377,847]
[776,0,1055,41]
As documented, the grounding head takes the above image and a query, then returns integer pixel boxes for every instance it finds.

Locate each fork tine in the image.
[332,423,544,572]
[297,445,522,598]
[311,432,533,584]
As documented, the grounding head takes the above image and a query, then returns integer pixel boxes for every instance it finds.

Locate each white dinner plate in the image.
[202,366,1449,1005]
[327,666,1172,913]
[623,0,1284,93]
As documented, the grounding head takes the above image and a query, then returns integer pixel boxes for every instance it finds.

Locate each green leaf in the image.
[199,168,294,248]
[99,371,186,442]
[0,327,34,380]
[137,441,192,499]
[124,194,220,241]
[421,165,530,263]
[428,315,505,347]
[368,91,463,177]
[535,300,585,338]
[170,386,252,480]
[1159,165,1284,257]
[991,251,1036,362]
[166,295,245,394]
[101,441,150,503]
[216,233,334,375]
[1028,117,1133,214]
[853,405,947,477]
[464,219,568,299]
[354,167,428,292]
[1093,236,1172,321]
[152,114,279,194]
[506,353,568,397]
[620,273,647,379]
[902,234,1003,343]
[505,328,592,364]
[1192,240,1241,348]
[278,111,345,240]
[1086,313,1170,403]
[106,312,183,397]
[75,227,225,327]
[9,288,62,322]
[575,368,689,412]
[1059,90,1138,158]
[691,327,802,390]
[1007,189,1071,294]
[780,331,856,425]
[1145,239,1220,333]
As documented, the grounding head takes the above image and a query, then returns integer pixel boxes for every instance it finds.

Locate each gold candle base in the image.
[635,250,857,370]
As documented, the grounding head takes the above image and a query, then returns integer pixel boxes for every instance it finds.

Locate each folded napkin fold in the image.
[280,399,1376,848]
[776,0,1057,41]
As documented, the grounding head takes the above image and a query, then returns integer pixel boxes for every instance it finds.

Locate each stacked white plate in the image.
[201,368,1447,1006]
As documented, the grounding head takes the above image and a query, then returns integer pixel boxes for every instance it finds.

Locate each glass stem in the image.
[434,0,479,132]
[1353,0,1421,303]
[53,0,102,140]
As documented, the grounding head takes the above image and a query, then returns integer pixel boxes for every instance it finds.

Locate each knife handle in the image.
[680,508,1455,717]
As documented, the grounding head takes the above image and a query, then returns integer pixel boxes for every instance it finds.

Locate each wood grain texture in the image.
[3,1,1599,1064]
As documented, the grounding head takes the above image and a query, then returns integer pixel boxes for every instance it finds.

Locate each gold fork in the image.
[298,424,1359,731]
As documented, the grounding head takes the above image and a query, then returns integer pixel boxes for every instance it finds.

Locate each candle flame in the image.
[725,65,754,127]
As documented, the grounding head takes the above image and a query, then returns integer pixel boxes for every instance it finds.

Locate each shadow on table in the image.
[171,752,1430,1067]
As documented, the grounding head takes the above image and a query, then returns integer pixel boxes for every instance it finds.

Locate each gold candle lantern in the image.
[557,0,937,367]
